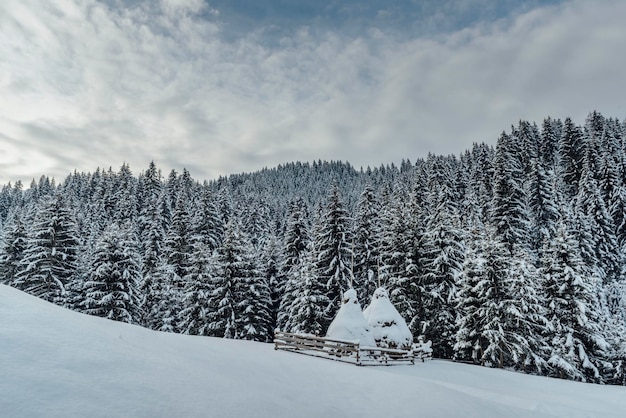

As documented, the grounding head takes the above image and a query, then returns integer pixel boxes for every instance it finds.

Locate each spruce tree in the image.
[261,234,286,332]
[164,189,193,292]
[15,194,81,306]
[0,213,28,287]
[543,221,610,382]
[209,220,272,341]
[81,223,142,324]
[113,163,138,226]
[137,161,166,278]
[191,182,223,251]
[142,260,179,332]
[178,240,216,336]
[468,229,510,368]
[420,189,464,358]
[283,198,310,273]
[491,131,531,254]
[353,185,381,306]
[558,117,584,199]
[285,250,330,335]
[527,156,559,254]
[501,249,549,372]
[277,199,312,331]
[380,183,422,339]
[454,229,487,363]
[314,184,353,327]
[576,145,621,284]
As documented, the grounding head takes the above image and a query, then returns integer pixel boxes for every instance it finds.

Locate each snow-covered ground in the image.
[1,284,625,418]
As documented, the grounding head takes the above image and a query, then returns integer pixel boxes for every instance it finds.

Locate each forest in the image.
[1,111,626,385]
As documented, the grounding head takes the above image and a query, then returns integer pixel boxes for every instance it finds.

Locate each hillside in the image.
[1,284,625,418]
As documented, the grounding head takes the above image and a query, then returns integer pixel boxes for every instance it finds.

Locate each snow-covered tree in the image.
[209,220,273,341]
[353,185,381,306]
[420,187,464,358]
[15,194,81,306]
[178,241,217,336]
[543,221,610,382]
[491,131,531,253]
[314,184,353,327]
[454,228,487,363]
[276,198,311,331]
[81,223,142,324]
[283,250,329,335]
[0,213,28,287]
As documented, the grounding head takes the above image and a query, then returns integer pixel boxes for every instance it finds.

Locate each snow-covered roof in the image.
[363,287,413,350]
[326,288,377,347]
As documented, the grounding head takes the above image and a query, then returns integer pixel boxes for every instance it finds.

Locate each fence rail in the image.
[274,331,431,366]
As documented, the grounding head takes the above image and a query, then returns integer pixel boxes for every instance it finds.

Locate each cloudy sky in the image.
[1,0,625,185]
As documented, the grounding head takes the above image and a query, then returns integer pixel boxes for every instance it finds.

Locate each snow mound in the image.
[363,287,413,350]
[326,288,377,347]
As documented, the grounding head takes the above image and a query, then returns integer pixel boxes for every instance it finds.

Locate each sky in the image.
[1,0,625,185]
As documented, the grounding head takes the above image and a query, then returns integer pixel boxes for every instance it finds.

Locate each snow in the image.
[1,284,626,418]
[325,288,377,347]
[363,287,413,350]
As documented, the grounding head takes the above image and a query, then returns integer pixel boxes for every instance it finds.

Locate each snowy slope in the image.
[1,284,625,418]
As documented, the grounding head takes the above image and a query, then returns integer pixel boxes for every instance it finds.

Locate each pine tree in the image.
[81,223,142,324]
[15,194,81,305]
[420,189,464,358]
[576,145,621,284]
[113,163,138,226]
[209,220,272,341]
[164,189,193,291]
[142,260,179,332]
[137,161,166,278]
[314,184,353,326]
[261,234,286,332]
[501,249,549,372]
[283,198,310,273]
[191,182,223,251]
[543,221,611,382]
[380,183,422,339]
[241,195,271,251]
[238,261,273,342]
[491,131,532,254]
[454,228,487,363]
[0,213,28,286]
[178,240,216,336]
[277,199,312,331]
[284,250,330,335]
[468,229,510,368]
[353,185,381,306]
[527,156,559,253]
[558,117,584,199]
[139,191,167,280]
[540,117,560,170]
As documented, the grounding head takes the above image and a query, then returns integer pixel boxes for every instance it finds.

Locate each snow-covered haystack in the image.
[363,287,413,350]
[326,288,377,347]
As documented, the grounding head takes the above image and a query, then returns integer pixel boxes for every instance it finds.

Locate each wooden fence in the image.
[274,331,431,366]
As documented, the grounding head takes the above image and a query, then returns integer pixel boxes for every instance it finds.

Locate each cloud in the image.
[0,0,625,185]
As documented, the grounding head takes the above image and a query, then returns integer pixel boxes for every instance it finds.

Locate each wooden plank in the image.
[277,340,359,355]
[274,330,420,366]
[275,331,361,347]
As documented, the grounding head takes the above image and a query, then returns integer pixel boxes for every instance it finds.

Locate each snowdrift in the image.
[1,284,626,418]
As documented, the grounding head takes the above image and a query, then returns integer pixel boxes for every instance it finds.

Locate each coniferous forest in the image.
[2,111,626,385]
